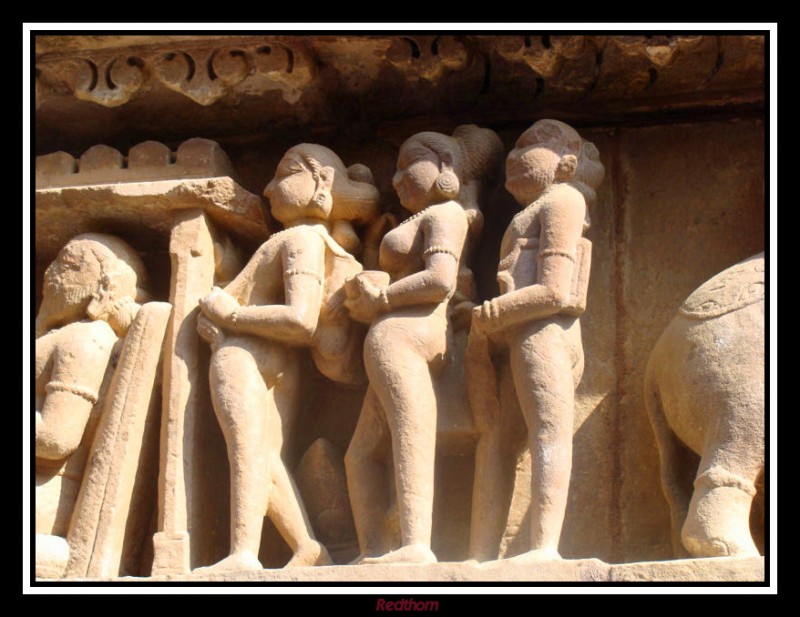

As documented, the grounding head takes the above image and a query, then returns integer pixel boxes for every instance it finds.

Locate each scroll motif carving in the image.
[386,35,474,82]
[74,56,146,107]
[35,41,314,108]
[152,48,250,106]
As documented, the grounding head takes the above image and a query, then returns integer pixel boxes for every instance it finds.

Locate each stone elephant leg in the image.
[644,366,698,558]
[682,392,764,558]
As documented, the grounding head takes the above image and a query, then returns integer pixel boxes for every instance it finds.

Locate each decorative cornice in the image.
[36,39,314,108]
[487,35,763,98]
[33,35,765,154]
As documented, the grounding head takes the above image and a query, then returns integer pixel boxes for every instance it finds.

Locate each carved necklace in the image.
[397,202,442,227]
[509,184,558,225]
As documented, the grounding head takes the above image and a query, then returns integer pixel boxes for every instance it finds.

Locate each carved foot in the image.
[285,541,333,568]
[360,544,437,565]
[683,489,760,557]
[193,551,263,574]
[505,547,562,564]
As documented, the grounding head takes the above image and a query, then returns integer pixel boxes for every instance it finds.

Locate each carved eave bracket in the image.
[386,35,475,83]
[488,35,764,104]
[35,138,269,263]
[36,39,314,108]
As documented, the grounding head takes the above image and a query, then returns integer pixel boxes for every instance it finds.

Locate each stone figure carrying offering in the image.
[469,120,605,562]
[196,144,381,571]
[344,125,503,564]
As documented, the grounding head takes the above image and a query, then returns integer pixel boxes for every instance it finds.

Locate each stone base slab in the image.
[55,556,764,583]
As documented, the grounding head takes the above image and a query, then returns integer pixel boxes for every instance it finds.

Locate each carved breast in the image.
[379,214,425,279]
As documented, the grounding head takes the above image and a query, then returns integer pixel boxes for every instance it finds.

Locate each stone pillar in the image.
[152,209,215,575]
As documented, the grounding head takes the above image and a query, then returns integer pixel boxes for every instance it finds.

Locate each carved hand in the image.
[199,286,239,323]
[197,313,225,347]
[471,298,501,335]
[344,278,388,324]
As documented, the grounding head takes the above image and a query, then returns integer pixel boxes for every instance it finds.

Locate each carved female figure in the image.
[471,120,604,561]
[344,125,503,564]
[196,144,380,571]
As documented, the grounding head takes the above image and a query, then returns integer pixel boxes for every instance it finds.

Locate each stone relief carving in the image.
[195,144,381,571]
[468,120,605,562]
[31,112,766,581]
[645,253,765,558]
[343,125,504,564]
[35,234,166,578]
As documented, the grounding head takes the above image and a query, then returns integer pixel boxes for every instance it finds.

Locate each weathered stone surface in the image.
[152,209,216,575]
[468,120,605,563]
[73,556,764,583]
[35,234,159,578]
[34,138,269,267]
[609,556,764,583]
[194,144,381,572]
[30,33,769,585]
[615,120,765,563]
[645,254,764,558]
[65,301,170,578]
[344,125,504,566]
[34,35,765,156]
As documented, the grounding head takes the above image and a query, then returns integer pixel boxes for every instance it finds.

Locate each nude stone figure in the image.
[35,234,150,577]
[470,120,605,562]
[344,125,504,565]
[196,144,381,571]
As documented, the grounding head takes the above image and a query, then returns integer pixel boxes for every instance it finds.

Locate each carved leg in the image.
[360,347,437,565]
[682,400,764,558]
[344,387,394,562]
[194,343,269,573]
[643,363,697,558]
[266,452,333,568]
[467,345,525,562]
[507,322,575,562]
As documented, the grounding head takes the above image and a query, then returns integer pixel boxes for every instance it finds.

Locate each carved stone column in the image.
[151,210,215,575]
[35,137,269,576]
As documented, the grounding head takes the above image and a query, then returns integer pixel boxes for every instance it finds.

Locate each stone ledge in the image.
[52,556,764,583]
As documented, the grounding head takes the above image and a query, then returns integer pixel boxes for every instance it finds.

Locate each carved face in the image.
[393,140,441,213]
[36,246,103,335]
[264,151,319,224]
[505,128,566,206]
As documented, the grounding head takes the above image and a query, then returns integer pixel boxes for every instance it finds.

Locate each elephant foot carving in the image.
[682,468,760,558]
[645,253,764,560]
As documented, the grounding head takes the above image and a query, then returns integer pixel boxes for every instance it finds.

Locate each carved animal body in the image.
[645,252,764,558]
